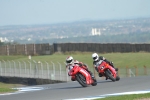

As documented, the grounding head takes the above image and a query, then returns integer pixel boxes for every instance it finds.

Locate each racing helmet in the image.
[92,53,99,61]
[66,56,74,64]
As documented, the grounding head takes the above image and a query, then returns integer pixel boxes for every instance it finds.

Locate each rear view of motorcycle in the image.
[68,64,97,87]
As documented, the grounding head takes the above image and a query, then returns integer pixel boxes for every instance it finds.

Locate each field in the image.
[0,52,150,68]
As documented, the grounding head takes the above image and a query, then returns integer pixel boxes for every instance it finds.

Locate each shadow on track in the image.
[96,80,113,83]
[45,80,113,90]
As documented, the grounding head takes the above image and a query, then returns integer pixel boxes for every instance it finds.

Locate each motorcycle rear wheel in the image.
[116,76,120,81]
[91,78,97,86]
[76,73,87,87]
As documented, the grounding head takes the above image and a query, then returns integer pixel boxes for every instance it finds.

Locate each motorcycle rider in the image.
[92,53,118,80]
[66,56,94,81]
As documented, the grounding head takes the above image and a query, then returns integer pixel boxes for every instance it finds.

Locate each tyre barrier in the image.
[0,76,65,85]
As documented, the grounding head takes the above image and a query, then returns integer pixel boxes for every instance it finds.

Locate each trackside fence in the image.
[0,60,69,81]
[0,60,150,81]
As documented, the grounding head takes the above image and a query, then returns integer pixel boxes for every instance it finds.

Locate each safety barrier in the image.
[0,60,150,82]
[0,60,69,82]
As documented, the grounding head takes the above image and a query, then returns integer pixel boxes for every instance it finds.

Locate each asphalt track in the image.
[0,76,150,100]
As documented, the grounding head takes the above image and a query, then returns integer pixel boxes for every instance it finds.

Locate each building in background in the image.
[0,37,9,42]
[91,28,101,35]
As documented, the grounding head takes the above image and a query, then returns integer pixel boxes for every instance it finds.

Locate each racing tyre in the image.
[91,77,97,86]
[116,76,120,81]
[76,73,87,87]
[105,70,116,82]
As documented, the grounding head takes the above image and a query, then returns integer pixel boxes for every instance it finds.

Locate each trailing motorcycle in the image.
[96,60,120,81]
[68,64,97,87]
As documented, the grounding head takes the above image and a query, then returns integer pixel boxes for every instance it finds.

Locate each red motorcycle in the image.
[68,64,97,87]
[97,60,120,81]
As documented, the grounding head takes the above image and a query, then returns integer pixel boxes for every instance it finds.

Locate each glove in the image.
[110,61,115,68]
[111,61,113,64]
[102,57,106,60]
[78,63,83,67]
[83,64,87,67]
[110,61,113,65]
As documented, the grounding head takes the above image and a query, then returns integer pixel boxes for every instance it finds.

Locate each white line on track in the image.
[13,87,45,92]
[64,89,150,100]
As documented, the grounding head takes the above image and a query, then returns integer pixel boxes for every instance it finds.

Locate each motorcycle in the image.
[68,64,97,87]
[96,60,120,81]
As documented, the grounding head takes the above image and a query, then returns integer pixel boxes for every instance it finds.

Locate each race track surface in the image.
[0,76,150,100]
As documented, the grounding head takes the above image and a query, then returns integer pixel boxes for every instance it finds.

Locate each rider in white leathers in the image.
[92,53,118,79]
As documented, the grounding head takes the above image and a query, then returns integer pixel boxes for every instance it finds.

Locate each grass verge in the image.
[95,93,150,100]
[0,82,24,93]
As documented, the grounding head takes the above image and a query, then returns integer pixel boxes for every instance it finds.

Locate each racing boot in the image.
[115,68,118,71]
[90,72,95,78]
[98,73,103,77]
[88,70,95,79]
[106,77,109,80]
[71,76,76,81]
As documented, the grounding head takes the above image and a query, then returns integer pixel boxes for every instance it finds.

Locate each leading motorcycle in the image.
[68,64,97,87]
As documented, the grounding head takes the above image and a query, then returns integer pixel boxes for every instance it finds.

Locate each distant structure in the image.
[0,37,9,42]
[91,28,101,35]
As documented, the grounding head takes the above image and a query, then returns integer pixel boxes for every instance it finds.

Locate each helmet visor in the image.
[93,57,97,60]
[66,60,72,64]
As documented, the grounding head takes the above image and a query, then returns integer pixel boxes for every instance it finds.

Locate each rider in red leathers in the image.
[66,56,94,81]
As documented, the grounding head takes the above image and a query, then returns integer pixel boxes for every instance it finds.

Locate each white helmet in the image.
[66,56,73,64]
[92,53,99,61]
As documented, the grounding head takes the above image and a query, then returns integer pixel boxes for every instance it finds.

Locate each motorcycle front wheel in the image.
[105,70,116,82]
[76,73,87,87]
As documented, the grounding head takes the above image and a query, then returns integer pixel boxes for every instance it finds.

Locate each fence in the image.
[0,43,53,55]
[0,60,150,82]
[0,60,69,81]
[1,43,150,55]
[53,43,150,53]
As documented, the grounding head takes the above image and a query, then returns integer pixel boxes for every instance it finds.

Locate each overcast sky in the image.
[0,0,150,26]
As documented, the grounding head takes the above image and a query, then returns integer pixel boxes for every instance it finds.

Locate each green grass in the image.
[0,82,23,93]
[0,55,25,61]
[0,88,16,93]
[95,93,150,100]
[1,52,150,68]
[0,52,150,76]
